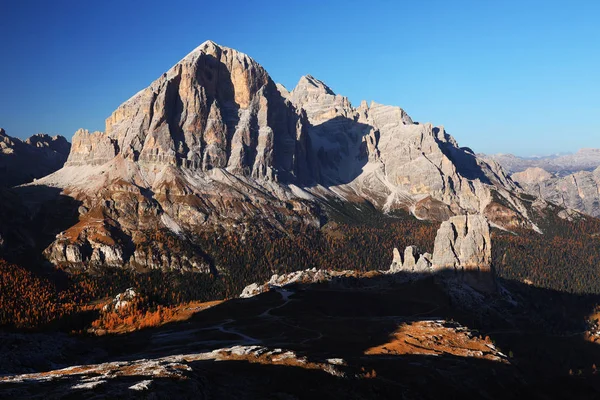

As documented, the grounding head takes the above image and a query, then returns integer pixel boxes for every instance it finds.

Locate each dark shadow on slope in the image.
[299,116,375,186]
[0,355,570,400]
[33,268,593,399]
[5,270,600,398]
[433,127,493,184]
[0,185,81,267]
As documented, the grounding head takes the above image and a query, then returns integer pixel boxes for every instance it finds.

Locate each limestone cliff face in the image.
[513,166,600,218]
[285,75,529,227]
[389,215,491,274]
[66,129,118,166]
[95,40,314,183]
[431,214,491,273]
[389,214,494,291]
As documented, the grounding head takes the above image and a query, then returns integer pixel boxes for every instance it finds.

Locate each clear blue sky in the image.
[1,0,598,156]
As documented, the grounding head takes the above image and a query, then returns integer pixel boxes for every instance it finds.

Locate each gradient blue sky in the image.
[1,0,598,156]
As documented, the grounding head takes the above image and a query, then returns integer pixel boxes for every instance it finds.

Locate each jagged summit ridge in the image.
[294,75,336,96]
[285,70,526,227]
[70,40,313,183]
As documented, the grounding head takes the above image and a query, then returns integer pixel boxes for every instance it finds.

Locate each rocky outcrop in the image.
[431,214,491,272]
[102,288,137,312]
[512,166,600,218]
[388,246,432,273]
[65,129,118,166]
[388,214,494,290]
[240,268,359,298]
[0,128,70,187]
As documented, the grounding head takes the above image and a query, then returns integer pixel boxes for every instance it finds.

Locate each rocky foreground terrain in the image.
[2,266,600,399]
[2,212,599,398]
[0,128,70,187]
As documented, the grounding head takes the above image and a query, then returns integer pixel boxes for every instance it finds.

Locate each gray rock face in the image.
[0,128,71,187]
[390,247,402,271]
[431,214,491,272]
[95,40,313,183]
[389,214,494,291]
[388,246,432,273]
[285,75,530,228]
[66,129,118,166]
[513,166,600,218]
[402,246,418,271]
[511,167,553,184]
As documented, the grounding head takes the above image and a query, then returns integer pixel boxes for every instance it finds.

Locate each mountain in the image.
[484,148,600,176]
[0,129,70,187]
[4,40,600,399]
[513,166,600,218]
[26,40,538,272]
[284,74,525,224]
[484,150,600,218]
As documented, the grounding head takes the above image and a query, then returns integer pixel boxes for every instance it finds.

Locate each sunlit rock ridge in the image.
[35,40,535,271]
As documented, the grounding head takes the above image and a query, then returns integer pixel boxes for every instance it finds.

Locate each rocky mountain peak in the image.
[63,40,314,184]
[511,167,553,185]
[35,41,538,272]
[25,133,70,154]
[293,75,336,96]
[289,74,354,127]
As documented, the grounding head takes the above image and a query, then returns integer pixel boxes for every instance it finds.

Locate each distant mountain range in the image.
[482,150,600,218]
[0,128,70,187]
[482,148,600,176]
